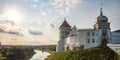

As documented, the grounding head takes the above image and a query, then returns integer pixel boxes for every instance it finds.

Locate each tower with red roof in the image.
[56,18,71,51]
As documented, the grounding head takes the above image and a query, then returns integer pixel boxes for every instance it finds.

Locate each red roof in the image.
[60,20,71,28]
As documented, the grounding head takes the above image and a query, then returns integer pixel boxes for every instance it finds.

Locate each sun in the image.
[5,9,23,22]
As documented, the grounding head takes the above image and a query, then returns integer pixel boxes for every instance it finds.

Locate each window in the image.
[92,32,95,36]
[92,38,95,43]
[87,38,90,43]
[87,32,90,36]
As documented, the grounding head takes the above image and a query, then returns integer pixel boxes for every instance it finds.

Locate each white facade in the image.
[56,39,64,51]
[65,36,80,50]
[56,8,120,51]
[79,29,98,49]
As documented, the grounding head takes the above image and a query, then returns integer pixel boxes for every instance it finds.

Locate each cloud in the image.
[32,4,37,7]
[34,0,38,2]
[29,28,43,35]
[37,20,56,29]
[0,27,4,32]
[44,21,56,28]
[51,0,82,7]
[40,12,47,15]
[47,0,82,15]
[0,18,23,36]
[0,17,43,36]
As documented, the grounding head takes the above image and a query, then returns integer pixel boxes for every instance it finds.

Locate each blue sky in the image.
[0,0,120,45]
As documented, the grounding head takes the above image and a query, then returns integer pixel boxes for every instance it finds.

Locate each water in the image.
[29,50,50,60]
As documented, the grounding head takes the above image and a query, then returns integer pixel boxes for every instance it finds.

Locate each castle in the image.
[56,8,120,52]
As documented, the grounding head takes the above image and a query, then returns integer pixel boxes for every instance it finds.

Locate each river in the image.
[29,50,50,60]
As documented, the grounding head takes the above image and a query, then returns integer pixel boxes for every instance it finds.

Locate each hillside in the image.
[45,46,119,60]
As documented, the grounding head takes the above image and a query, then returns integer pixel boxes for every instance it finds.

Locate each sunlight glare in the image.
[5,9,23,22]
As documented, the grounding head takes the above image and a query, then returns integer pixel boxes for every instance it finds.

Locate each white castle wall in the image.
[79,29,97,49]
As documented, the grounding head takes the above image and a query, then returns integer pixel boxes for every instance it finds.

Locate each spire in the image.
[97,0,108,21]
[100,8,103,16]
[100,0,103,16]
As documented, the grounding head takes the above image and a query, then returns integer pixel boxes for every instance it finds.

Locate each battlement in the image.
[78,28,94,31]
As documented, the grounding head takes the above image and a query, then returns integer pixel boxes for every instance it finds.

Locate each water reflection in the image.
[30,50,50,60]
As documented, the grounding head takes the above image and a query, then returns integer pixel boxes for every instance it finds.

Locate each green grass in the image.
[45,46,119,60]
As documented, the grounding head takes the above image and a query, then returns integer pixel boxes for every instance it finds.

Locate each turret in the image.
[59,18,71,39]
[94,2,111,46]
[69,25,78,36]
[56,18,71,52]
[94,8,110,30]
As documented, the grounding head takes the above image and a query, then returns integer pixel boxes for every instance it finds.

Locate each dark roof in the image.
[113,29,120,33]
[60,20,71,28]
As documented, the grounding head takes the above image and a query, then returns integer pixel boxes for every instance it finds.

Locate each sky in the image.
[0,0,120,45]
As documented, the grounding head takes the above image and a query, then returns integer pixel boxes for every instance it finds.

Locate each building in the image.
[111,30,120,44]
[56,8,120,52]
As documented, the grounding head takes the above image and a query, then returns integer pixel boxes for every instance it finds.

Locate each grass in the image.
[45,46,119,60]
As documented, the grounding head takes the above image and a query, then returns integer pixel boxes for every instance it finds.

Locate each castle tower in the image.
[59,18,71,39]
[56,18,71,51]
[94,4,111,46]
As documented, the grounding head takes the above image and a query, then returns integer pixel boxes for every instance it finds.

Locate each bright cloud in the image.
[0,17,43,36]
[3,8,24,23]
[0,19,23,35]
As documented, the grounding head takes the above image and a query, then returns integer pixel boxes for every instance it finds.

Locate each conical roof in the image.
[60,20,71,28]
